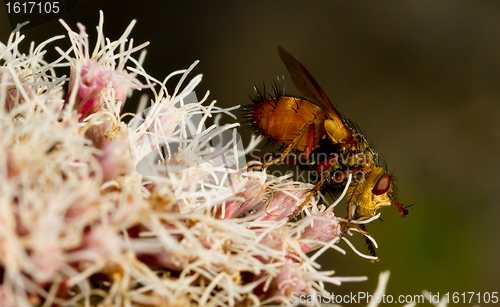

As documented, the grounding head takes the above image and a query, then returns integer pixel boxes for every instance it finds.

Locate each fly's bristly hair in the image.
[340,115,394,180]
[341,116,375,151]
[387,173,400,199]
[341,116,372,148]
[243,77,287,148]
[244,76,319,146]
[242,83,267,135]
[247,76,285,105]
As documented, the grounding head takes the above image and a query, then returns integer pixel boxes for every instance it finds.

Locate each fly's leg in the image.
[289,160,337,218]
[342,223,379,262]
[257,153,301,167]
[291,167,364,219]
[339,174,380,262]
[301,122,316,162]
[339,179,361,234]
[356,224,379,262]
[338,168,366,234]
[248,122,314,171]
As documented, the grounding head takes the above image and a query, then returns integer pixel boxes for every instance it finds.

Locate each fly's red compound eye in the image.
[372,174,391,195]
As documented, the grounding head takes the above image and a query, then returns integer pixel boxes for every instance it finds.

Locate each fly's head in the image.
[352,167,408,220]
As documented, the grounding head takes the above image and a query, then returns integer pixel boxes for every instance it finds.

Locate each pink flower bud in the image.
[299,210,340,253]
[2,69,32,112]
[65,61,108,119]
[213,177,265,219]
[268,262,310,299]
[97,135,133,181]
[254,184,309,221]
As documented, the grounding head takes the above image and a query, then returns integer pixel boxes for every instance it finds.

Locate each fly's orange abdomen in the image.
[251,96,328,151]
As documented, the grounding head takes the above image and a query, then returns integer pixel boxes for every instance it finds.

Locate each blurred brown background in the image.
[2,0,499,305]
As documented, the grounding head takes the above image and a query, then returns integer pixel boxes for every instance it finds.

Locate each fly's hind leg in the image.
[289,160,337,218]
[248,122,315,171]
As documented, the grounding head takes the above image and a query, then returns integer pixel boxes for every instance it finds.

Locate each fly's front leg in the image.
[331,166,365,234]
[340,177,362,235]
[343,223,379,262]
[357,224,379,262]
[339,175,379,262]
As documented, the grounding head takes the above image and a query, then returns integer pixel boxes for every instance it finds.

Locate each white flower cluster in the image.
[0,11,452,307]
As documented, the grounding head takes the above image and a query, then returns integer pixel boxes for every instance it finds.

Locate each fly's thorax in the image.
[337,152,378,169]
[324,118,350,144]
